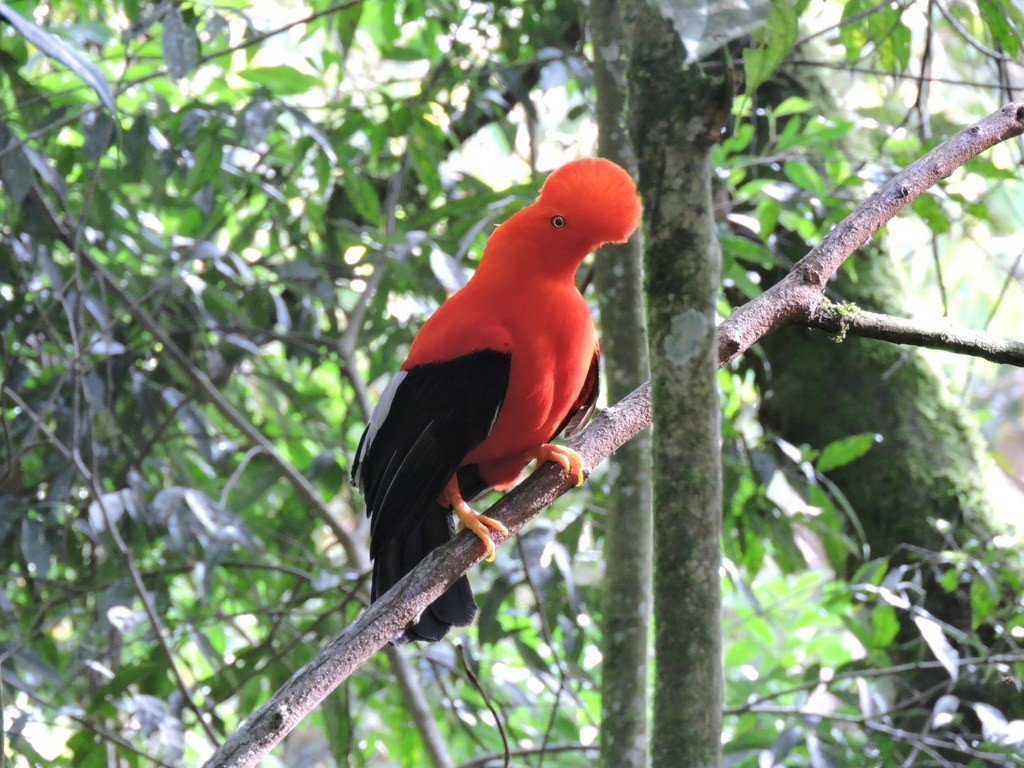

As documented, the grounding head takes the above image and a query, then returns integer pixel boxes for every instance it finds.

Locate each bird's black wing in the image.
[353,348,512,551]
[352,349,511,641]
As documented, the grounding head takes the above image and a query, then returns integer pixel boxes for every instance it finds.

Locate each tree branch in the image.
[717,100,1024,365]
[201,100,1024,768]
[802,301,1024,366]
[201,384,651,768]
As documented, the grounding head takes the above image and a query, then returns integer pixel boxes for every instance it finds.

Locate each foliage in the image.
[1,0,1022,766]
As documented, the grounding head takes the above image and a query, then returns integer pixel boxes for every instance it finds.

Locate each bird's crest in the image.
[538,157,642,245]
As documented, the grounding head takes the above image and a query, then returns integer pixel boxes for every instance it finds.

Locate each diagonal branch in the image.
[201,100,1024,768]
[202,383,652,768]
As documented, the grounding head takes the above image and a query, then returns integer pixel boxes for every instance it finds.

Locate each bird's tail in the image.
[371,502,477,644]
[370,466,491,644]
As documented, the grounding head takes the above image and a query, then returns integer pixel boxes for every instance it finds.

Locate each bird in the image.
[351,157,642,643]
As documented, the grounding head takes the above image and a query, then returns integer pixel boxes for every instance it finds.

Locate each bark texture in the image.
[591,1,653,766]
[621,4,729,766]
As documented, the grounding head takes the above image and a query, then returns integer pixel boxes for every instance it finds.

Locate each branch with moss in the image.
[717,100,1024,365]
[201,99,1024,767]
[803,299,1024,366]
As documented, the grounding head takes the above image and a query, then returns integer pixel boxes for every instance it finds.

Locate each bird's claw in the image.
[536,443,586,486]
[443,477,508,562]
[456,511,508,562]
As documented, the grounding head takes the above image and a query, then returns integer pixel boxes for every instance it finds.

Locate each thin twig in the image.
[742,703,1018,765]
[386,647,456,768]
[793,0,910,48]
[934,0,1013,62]
[456,742,599,768]
[724,652,1024,714]
[458,643,510,768]
[514,537,587,762]
[787,59,1018,90]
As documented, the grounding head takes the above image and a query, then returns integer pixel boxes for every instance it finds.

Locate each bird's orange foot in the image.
[441,477,508,562]
[535,443,586,487]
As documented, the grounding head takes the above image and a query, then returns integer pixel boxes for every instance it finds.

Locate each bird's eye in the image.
[550,215,566,228]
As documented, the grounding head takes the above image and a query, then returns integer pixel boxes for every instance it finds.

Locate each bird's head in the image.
[534,157,642,251]
[475,158,642,283]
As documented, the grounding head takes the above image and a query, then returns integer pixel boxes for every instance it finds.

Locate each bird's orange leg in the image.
[440,477,509,562]
[535,444,586,487]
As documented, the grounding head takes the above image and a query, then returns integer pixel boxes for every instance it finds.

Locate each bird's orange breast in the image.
[459,279,595,485]
[403,274,596,487]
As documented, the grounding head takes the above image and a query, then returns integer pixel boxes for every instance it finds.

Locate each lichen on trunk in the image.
[620,2,730,765]
[590,0,653,766]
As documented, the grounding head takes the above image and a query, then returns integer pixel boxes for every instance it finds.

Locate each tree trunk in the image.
[621,4,730,765]
[590,2,653,766]
[759,256,991,560]
[750,71,1016,730]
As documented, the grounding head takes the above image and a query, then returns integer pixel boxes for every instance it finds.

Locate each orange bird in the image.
[352,158,641,642]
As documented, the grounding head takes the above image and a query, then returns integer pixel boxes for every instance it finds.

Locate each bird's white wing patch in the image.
[354,370,407,482]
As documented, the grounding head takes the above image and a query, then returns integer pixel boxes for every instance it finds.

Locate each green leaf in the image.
[979,0,1022,57]
[783,159,826,196]
[839,0,868,61]
[756,199,782,239]
[970,570,999,629]
[815,433,879,473]
[911,193,951,234]
[773,96,814,116]
[239,66,323,95]
[870,2,911,71]
[321,683,351,763]
[20,517,51,579]
[870,603,899,647]
[722,236,774,268]
[721,121,754,154]
[190,139,224,188]
[742,0,797,95]
[850,557,890,586]
[939,567,961,592]
[344,172,383,226]
[777,208,818,240]
[0,136,32,204]
[82,111,116,159]
[0,1,116,113]
[725,261,763,299]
